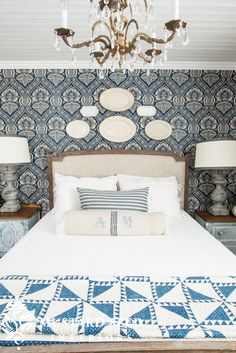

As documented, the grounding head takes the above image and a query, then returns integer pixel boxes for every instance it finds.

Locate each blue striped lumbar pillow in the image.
[77,187,149,212]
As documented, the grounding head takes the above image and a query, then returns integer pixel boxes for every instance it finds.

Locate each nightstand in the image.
[0,204,40,257]
[195,211,236,255]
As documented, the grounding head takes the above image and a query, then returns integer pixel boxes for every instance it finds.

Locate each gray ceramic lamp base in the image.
[0,165,21,213]
[208,171,229,216]
[208,203,229,216]
[232,205,236,217]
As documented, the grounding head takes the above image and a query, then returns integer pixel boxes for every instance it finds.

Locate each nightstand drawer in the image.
[221,241,236,256]
[212,226,236,241]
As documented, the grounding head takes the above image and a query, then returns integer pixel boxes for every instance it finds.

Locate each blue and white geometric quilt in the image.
[1,275,236,346]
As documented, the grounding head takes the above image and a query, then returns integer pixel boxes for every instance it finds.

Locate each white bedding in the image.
[0,210,236,277]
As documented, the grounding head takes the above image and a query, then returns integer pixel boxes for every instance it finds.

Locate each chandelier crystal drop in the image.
[54,0,189,75]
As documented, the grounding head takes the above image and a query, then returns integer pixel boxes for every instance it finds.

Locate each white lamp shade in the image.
[195,140,236,169]
[0,136,31,164]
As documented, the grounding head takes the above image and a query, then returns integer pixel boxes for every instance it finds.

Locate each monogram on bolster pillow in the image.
[77,187,149,212]
[58,210,167,236]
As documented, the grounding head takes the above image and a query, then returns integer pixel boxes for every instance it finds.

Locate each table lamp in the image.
[0,136,31,213]
[195,140,236,216]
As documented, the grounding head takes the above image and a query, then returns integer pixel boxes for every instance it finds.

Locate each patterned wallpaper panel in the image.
[0,69,235,215]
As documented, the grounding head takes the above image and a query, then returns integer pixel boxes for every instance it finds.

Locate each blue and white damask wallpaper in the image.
[0,69,235,215]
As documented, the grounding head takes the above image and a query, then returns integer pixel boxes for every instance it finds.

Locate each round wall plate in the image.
[145,120,172,140]
[99,116,136,143]
[66,120,90,139]
[100,88,134,112]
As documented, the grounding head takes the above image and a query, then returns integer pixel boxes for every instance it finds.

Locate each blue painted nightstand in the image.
[195,211,236,255]
[0,204,40,257]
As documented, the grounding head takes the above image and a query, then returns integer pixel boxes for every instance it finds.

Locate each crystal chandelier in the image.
[54,0,189,77]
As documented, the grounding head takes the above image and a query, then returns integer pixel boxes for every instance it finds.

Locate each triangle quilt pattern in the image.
[59,285,79,299]
[125,286,147,301]
[0,275,236,343]
[155,285,175,299]
[53,304,78,321]
[26,283,52,296]
[218,285,236,299]
[0,283,14,298]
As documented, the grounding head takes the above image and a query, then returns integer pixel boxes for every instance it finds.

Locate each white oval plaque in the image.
[99,116,136,143]
[137,106,156,117]
[80,106,99,117]
[145,120,172,140]
[66,120,90,139]
[100,88,134,112]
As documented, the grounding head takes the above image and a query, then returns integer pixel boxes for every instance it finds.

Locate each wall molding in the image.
[0,61,235,70]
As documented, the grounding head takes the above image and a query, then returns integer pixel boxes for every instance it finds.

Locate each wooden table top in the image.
[196,210,236,223]
[0,204,40,220]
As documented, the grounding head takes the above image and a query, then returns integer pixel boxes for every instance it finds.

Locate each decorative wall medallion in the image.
[100,88,134,112]
[66,120,90,139]
[145,120,172,140]
[80,106,99,117]
[137,106,156,117]
[99,116,136,142]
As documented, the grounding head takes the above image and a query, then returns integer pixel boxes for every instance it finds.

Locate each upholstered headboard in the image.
[48,150,189,211]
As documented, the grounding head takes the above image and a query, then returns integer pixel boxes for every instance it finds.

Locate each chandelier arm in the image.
[92,20,112,38]
[150,31,176,45]
[95,48,112,66]
[111,46,118,57]
[131,29,177,50]
[93,35,112,49]
[131,32,164,47]
[61,36,92,49]
[138,52,152,64]
[163,31,176,43]
[125,19,139,41]
[109,6,118,34]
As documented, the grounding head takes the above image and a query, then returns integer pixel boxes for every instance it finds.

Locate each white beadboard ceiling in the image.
[0,0,236,69]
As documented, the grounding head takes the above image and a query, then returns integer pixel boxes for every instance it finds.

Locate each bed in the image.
[0,150,236,352]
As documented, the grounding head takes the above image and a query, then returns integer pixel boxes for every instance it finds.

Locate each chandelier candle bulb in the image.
[61,0,68,28]
[174,0,180,19]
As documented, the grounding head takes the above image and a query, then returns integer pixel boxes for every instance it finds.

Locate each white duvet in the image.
[0,211,236,277]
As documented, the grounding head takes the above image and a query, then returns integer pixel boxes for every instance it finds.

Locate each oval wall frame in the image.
[99,116,136,143]
[66,120,90,139]
[145,120,172,140]
[100,88,134,112]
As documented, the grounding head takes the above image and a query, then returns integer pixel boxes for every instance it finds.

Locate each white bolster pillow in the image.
[59,210,167,236]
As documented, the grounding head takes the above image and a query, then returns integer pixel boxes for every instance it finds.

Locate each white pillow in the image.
[118,174,181,217]
[53,174,118,220]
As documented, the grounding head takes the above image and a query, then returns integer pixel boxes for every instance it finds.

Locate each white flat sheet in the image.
[0,211,236,277]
